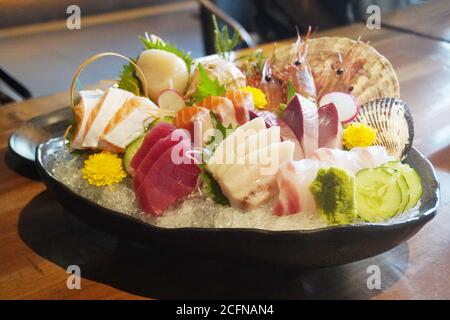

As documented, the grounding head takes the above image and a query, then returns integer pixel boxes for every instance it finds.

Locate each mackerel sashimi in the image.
[318,102,342,149]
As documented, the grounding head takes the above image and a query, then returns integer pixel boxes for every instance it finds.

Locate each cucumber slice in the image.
[382,167,410,214]
[356,168,403,222]
[383,161,422,210]
[123,135,145,174]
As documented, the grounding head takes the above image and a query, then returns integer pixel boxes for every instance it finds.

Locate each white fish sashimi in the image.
[273,159,329,216]
[207,117,266,173]
[99,96,159,152]
[311,146,394,173]
[70,89,103,148]
[82,87,133,148]
[219,141,295,209]
[212,126,280,180]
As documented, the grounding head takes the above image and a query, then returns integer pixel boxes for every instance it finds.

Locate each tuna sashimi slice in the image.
[134,128,189,189]
[318,102,342,149]
[136,141,200,215]
[129,122,175,175]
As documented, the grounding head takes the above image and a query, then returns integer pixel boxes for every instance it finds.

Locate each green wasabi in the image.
[309,167,357,225]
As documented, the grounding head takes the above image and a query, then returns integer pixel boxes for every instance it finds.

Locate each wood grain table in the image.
[382,0,450,42]
[1,21,450,299]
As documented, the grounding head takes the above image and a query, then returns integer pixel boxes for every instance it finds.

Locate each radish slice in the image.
[158,89,185,116]
[319,92,360,124]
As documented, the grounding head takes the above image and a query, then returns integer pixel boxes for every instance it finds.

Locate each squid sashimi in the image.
[280,93,318,158]
[82,87,133,148]
[133,128,190,189]
[99,96,159,153]
[311,146,394,173]
[129,122,175,175]
[136,140,200,215]
[226,89,254,125]
[219,141,295,209]
[198,96,238,127]
[207,117,266,174]
[211,126,280,180]
[70,89,104,149]
[273,159,329,216]
[318,102,342,149]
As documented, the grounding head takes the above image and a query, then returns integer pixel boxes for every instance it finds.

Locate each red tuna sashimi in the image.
[133,128,189,190]
[136,141,200,215]
[129,122,175,175]
[280,93,318,158]
[318,102,342,149]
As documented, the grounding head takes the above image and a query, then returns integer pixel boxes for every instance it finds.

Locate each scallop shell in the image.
[354,98,414,160]
[307,37,400,105]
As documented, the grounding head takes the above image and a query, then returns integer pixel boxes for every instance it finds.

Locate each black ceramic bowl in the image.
[36,137,440,268]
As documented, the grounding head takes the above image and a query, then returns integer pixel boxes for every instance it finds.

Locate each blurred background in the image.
[0,0,427,103]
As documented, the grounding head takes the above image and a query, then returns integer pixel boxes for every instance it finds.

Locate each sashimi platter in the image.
[36,22,439,266]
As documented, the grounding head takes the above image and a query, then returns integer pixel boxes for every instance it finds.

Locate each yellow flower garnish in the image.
[343,123,377,150]
[240,86,267,109]
[82,152,127,186]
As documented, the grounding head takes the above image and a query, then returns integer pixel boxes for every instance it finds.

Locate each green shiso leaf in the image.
[191,63,226,104]
[117,60,141,96]
[198,165,230,206]
[140,35,193,72]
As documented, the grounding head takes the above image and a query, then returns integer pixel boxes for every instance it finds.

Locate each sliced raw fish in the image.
[134,128,189,189]
[211,126,280,180]
[318,102,342,149]
[70,89,104,149]
[129,122,175,175]
[311,146,394,173]
[219,141,295,209]
[280,93,318,158]
[198,96,238,128]
[99,96,159,153]
[279,119,304,160]
[273,159,329,216]
[82,87,133,148]
[226,89,254,125]
[136,141,200,215]
[207,117,266,173]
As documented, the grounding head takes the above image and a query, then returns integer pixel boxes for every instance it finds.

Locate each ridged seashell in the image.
[354,98,414,160]
[307,37,400,105]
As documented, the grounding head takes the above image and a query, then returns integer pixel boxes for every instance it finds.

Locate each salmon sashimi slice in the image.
[82,87,133,148]
[136,141,200,215]
[99,96,159,153]
[174,106,212,143]
[70,89,104,149]
[133,128,190,189]
[129,122,175,175]
[198,96,238,128]
[226,89,254,125]
[273,159,329,216]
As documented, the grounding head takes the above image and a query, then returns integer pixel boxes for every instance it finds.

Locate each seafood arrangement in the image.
[54,23,423,230]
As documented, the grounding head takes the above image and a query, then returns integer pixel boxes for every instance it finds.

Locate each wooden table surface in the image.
[382,0,450,42]
[1,10,450,299]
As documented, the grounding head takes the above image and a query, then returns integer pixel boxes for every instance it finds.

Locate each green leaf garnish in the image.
[191,64,226,104]
[198,165,230,206]
[212,15,240,61]
[203,111,234,162]
[140,35,193,72]
[118,61,141,96]
[287,80,295,101]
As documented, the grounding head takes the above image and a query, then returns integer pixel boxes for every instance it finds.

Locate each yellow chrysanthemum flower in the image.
[240,86,267,109]
[343,123,377,150]
[82,152,127,186]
